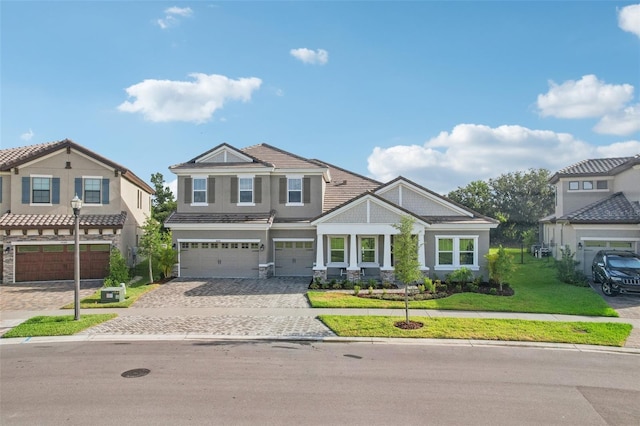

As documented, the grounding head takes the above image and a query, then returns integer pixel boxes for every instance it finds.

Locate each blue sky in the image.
[2,1,639,195]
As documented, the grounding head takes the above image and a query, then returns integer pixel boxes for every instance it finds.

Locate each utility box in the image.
[101,287,125,303]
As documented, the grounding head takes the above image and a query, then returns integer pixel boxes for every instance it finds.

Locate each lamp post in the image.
[71,194,82,321]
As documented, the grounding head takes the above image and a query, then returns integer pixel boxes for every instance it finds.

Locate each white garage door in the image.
[582,240,635,276]
[179,242,260,278]
[274,241,314,276]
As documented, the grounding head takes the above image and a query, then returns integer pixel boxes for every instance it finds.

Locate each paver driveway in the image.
[0,280,103,311]
[132,277,312,309]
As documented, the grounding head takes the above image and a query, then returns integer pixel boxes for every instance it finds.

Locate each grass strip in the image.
[319,315,632,347]
[61,283,160,309]
[2,314,117,338]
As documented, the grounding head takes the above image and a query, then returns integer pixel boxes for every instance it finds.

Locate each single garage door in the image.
[15,244,111,282]
[179,242,260,278]
[274,241,314,276]
[583,240,636,276]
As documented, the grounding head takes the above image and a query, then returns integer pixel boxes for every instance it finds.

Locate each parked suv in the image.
[592,250,640,297]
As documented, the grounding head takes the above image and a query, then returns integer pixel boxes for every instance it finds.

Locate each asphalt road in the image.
[1,341,639,425]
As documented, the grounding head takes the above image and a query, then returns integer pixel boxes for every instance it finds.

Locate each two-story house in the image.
[540,155,640,275]
[165,143,498,282]
[0,139,154,283]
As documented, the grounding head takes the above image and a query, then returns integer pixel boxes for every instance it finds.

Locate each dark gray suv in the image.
[592,250,640,297]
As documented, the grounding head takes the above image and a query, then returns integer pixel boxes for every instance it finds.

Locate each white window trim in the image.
[191,176,208,207]
[237,175,255,206]
[327,235,347,267]
[358,235,378,266]
[434,235,479,271]
[286,174,304,207]
[82,175,103,206]
[30,174,53,206]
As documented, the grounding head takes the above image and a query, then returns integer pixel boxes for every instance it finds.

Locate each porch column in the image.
[315,233,325,268]
[417,229,426,269]
[349,233,358,269]
[382,234,392,269]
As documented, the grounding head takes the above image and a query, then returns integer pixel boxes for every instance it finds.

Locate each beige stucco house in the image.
[540,155,640,275]
[0,139,154,283]
[165,143,498,281]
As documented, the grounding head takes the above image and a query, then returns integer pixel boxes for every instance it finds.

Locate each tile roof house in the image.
[539,155,640,274]
[0,139,154,283]
[165,143,498,282]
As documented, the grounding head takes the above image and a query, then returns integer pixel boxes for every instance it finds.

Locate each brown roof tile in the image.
[559,192,640,224]
[242,144,326,170]
[165,211,275,225]
[310,160,381,212]
[0,212,127,229]
[550,155,640,183]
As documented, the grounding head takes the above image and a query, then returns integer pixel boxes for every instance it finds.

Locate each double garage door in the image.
[15,244,111,282]
[180,242,260,278]
[582,240,637,276]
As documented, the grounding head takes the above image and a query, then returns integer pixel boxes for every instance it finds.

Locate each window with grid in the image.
[32,177,51,203]
[437,238,454,265]
[84,178,101,204]
[193,178,206,203]
[459,238,475,265]
[360,237,376,263]
[288,178,302,203]
[239,178,253,203]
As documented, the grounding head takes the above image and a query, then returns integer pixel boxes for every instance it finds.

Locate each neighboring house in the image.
[539,155,640,275]
[0,139,154,283]
[165,143,498,281]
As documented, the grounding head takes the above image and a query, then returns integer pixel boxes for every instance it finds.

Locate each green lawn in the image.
[309,252,618,317]
[62,282,159,309]
[2,314,117,338]
[319,315,632,347]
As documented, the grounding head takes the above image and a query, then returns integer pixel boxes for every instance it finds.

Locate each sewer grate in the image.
[121,368,150,378]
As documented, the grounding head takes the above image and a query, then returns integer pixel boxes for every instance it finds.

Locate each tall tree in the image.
[392,215,423,325]
[150,172,177,231]
[447,180,494,216]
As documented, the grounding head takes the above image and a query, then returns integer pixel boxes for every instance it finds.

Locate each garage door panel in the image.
[180,242,259,278]
[583,240,636,276]
[275,241,314,276]
[15,244,110,282]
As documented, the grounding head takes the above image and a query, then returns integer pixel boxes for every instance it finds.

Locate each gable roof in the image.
[242,143,326,170]
[0,139,154,194]
[549,155,640,183]
[555,192,640,224]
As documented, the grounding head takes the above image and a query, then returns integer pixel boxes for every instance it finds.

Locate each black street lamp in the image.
[71,194,82,321]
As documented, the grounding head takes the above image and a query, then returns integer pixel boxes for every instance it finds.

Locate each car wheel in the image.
[601,281,618,297]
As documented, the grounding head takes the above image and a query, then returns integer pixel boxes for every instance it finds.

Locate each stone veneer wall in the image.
[1,233,120,284]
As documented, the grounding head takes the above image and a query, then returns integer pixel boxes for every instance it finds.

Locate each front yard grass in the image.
[62,281,160,309]
[2,314,117,338]
[309,252,618,317]
[319,315,632,347]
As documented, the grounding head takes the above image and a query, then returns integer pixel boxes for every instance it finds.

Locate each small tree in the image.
[104,247,130,286]
[158,233,178,279]
[486,245,514,292]
[138,216,163,283]
[392,216,423,325]
[556,245,588,286]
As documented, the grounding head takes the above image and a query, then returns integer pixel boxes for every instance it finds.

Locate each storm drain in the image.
[121,368,150,378]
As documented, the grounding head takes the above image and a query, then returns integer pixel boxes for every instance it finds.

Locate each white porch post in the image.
[349,233,358,269]
[417,229,426,269]
[315,233,325,268]
[383,234,392,269]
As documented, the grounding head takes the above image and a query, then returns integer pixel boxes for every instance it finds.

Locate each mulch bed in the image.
[394,320,424,330]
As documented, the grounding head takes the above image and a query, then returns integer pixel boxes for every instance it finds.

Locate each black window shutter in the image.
[52,178,61,204]
[279,178,286,204]
[22,177,30,204]
[101,178,110,204]
[254,177,262,204]
[207,176,215,203]
[184,177,192,204]
[230,177,238,203]
[303,177,311,204]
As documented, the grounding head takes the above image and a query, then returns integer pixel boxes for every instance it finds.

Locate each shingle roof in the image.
[0,211,127,229]
[165,211,275,225]
[310,160,381,212]
[0,139,154,194]
[549,155,640,183]
[558,192,640,224]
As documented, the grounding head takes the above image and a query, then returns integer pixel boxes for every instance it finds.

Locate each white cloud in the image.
[20,129,34,141]
[157,6,193,29]
[594,103,640,135]
[537,75,634,119]
[618,4,640,38]
[290,48,329,65]
[118,73,262,123]
[367,124,640,194]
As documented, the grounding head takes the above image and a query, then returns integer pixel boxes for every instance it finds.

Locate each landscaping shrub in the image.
[104,248,130,287]
[556,246,589,287]
[353,285,360,296]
